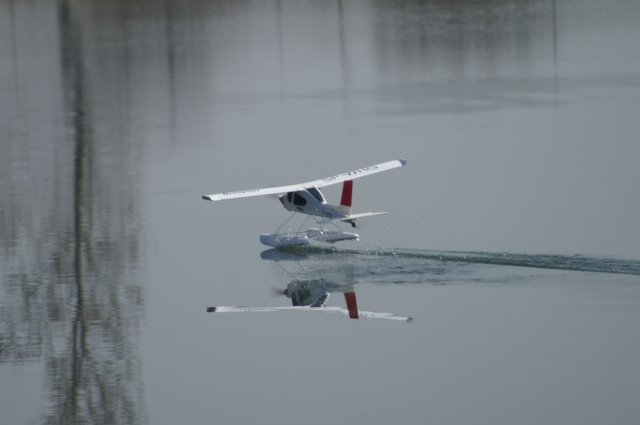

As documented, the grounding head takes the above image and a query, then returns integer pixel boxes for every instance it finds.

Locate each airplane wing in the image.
[300,158,407,189]
[206,305,413,322]
[202,183,306,201]
[202,159,406,202]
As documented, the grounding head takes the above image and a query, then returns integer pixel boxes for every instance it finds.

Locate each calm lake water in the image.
[2,0,640,424]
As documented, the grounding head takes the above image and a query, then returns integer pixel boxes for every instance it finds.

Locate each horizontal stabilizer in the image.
[320,211,388,224]
[342,211,388,221]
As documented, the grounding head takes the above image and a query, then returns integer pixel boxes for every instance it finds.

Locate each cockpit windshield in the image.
[306,187,325,203]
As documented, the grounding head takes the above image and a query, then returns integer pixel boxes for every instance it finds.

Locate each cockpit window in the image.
[306,187,325,203]
[293,193,307,206]
[287,192,293,203]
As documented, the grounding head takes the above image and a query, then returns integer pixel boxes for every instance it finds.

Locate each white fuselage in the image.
[279,189,349,219]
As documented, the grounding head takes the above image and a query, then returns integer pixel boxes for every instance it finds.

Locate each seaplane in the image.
[202,159,407,247]
[206,278,413,323]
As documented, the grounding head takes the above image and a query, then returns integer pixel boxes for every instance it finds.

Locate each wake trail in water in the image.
[368,249,640,276]
[273,246,640,276]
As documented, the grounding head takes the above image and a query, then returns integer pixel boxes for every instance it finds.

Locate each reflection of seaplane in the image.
[206,278,413,322]
[206,248,413,322]
[202,159,406,247]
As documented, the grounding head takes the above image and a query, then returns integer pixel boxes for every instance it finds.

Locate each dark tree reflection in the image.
[0,1,146,423]
[370,0,560,113]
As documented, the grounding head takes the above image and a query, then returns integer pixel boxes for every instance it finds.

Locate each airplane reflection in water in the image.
[206,249,413,323]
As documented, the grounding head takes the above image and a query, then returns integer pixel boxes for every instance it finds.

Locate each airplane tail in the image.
[324,179,388,227]
[337,180,353,215]
[344,291,359,319]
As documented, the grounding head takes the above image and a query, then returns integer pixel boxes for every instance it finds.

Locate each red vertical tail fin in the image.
[344,291,359,319]
[340,180,353,210]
